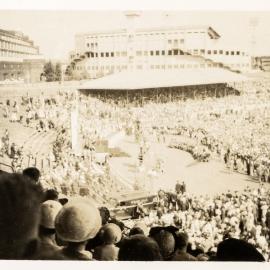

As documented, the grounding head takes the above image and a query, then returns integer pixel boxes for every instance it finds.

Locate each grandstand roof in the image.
[77,25,220,39]
[78,68,248,91]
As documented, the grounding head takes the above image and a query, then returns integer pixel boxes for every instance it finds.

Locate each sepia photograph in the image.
[0,0,270,266]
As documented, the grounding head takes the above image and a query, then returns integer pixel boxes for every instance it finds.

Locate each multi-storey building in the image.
[68,25,251,80]
[0,29,44,83]
[253,55,270,71]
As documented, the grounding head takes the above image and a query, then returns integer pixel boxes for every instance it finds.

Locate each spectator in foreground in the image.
[118,235,162,261]
[0,173,43,259]
[149,227,176,261]
[36,200,63,259]
[54,197,101,260]
[93,223,122,261]
[171,232,197,261]
[216,238,265,262]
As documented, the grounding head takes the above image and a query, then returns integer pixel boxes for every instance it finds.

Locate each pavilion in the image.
[78,68,249,102]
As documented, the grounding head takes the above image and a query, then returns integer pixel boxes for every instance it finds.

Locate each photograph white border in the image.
[0,1,269,270]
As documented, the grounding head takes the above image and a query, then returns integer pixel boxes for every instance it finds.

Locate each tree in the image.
[55,62,62,81]
[65,65,72,79]
[43,61,55,82]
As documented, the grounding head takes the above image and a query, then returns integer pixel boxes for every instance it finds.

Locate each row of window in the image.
[74,65,128,71]
[0,63,23,69]
[79,49,247,59]
[168,39,185,44]
[0,72,22,76]
[0,40,37,54]
[0,50,33,57]
[74,62,250,71]
[87,43,98,49]
[85,31,206,40]
[86,38,186,48]
[0,33,31,47]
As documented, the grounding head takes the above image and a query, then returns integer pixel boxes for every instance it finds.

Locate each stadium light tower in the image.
[124,11,141,71]
[249,17,259,58]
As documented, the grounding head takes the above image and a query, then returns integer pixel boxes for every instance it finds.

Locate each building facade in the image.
[0,29,44,83]
[68,26,251,80]
[253,56,270,71]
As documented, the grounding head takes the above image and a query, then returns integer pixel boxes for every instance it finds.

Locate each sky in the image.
[0,10,270,60]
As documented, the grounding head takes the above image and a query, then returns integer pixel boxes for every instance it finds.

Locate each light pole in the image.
[124,11,141,72]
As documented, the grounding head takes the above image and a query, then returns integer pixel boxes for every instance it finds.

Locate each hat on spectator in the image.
[43,189,59,202]
[216,238,265,261]
[55,197,101,242]
[102,223,122,244]
[40,200,62,229]
[22,167,41,183]
[58,194,69,205]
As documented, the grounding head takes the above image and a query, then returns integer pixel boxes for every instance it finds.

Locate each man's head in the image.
[55,197,101,243]
[23,167,41,184]
[118,235,162,261]
[101,223,122,244]
[129,227,145,237]
[150,228,176,260]
[40,200,62,232]
[0,173,43,259]
[43,189,59,202]
[175,232,189,250]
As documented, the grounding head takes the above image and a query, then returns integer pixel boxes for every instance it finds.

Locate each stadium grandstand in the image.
[0,28,44,83]
[78,68,248,102]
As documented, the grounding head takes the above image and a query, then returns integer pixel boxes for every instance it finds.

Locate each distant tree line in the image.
[42,61,62,82]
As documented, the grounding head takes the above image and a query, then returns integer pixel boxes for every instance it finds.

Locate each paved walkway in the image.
[109,135,267,196]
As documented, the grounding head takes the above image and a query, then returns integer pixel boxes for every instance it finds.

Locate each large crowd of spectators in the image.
[0,79,270,261]
[0,168,269,261]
